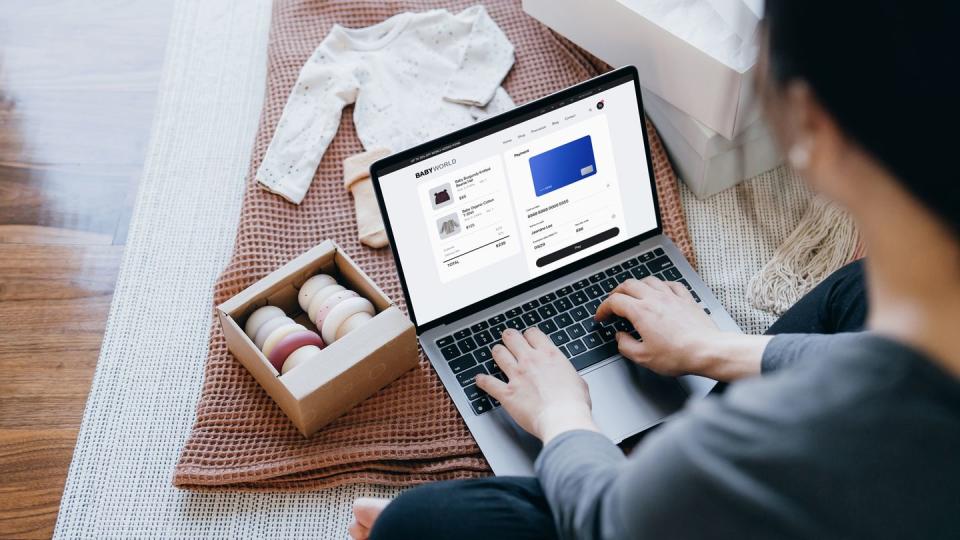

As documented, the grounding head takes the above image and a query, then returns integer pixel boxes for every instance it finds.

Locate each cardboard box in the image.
[644,88,781,199]
[217,240,419,436]
[522,0,760,139]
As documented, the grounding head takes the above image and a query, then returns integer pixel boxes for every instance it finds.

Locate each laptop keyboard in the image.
[434,246,710,415]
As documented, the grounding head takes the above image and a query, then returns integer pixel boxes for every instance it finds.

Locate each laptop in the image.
[370,66,741,475]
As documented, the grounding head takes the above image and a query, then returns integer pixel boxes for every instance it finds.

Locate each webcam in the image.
[596,99,605,110]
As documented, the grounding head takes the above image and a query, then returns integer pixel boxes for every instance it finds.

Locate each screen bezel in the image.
[370,66,662,333]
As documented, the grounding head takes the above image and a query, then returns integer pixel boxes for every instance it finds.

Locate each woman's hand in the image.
[475,328,599,444]
[596,276,770,381]
[597,276,748,379]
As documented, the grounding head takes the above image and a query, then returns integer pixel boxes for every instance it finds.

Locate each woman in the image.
[350,1,960,538]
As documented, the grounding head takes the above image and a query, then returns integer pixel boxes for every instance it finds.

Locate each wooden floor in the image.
[0,2,172,537]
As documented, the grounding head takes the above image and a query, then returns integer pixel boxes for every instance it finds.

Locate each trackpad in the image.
[585,358,688,441]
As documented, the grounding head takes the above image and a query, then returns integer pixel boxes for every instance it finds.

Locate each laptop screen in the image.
[375,71,658,327]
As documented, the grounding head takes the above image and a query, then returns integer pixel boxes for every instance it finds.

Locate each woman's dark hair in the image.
[764,1,958,235]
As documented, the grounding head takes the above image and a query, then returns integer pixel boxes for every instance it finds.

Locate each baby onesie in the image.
[257,5,516,204]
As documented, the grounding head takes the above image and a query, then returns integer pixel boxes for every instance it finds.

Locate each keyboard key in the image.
[505,317,524,330]
[470,321,489,333]
[440,344,461,360]
[474,330,494,346]
[599,326,616,341]
[691,290,702,303]
[436,335,455,348]
[522,311,542,326]
[662,267,682,281]
[631,266,651,279]
[586,284,604,299]
[506,307,523,318]
[568,322,586,339]
[586,299,602,313]
[590,272,606,283]
[653,247,665,256]
[613,318,631,332]
[639,251,656,262]
[556,285,573,296]
[458,337,478,354]
[570,341,619,371]
[493,371,508,383]
[487,313,506,325]
[454,328,471,340]
[601,278,618,293]
[490,323,507,336]
[647,256,673,273]
[522,299,540,312]
[605,264,623,276]
[473,347,492,362]
[449,355,477,374]
[570,306,589,321]
[704,308,712,315]
[622,258,639,268]
[456,365,487,386]
[538,292,557,304]
[484,359,502,375]
[463,384,483,401]
[582,318,602,333]
[489,397,501,408]
[558,345,570,358]
[471,396,492,414]
[573,278,590,290]
[567,338,587,356]
[550,329,570,346]
[616,271,631,283]
[554,312,574,328]
[677,278,692,290]
[570,291,589,305]
[553,297,573,312]
[583,332,603,349]
[537,304,558,319]
[538,319,558,334]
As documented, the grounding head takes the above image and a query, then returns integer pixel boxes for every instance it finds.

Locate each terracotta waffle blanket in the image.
[174,0,695,490]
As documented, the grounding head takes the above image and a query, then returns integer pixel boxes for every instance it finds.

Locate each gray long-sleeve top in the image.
[535,333,960,539]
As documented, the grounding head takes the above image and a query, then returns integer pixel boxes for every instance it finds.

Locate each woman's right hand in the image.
[596,277,767,381]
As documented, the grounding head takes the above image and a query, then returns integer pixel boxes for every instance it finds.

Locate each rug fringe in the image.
[747,196,860,315]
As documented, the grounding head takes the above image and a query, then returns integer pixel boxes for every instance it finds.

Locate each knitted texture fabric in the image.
[173,0,696,490]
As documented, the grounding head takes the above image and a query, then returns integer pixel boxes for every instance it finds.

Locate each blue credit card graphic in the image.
[529,135,597,197]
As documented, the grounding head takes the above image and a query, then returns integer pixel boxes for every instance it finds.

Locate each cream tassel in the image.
[747,196,860,315]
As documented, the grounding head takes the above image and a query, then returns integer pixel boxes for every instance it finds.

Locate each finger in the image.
[348,522,368,540]
[665,280,695,301]
[639,275,673,293]
[615,331,648,363]
[502,327,535,358]
[491,343,519,377]
[610,278,654,299]
[476,373,509,400]
[522,326,555,352]
[353,497,391,528]
[595,292,641,323]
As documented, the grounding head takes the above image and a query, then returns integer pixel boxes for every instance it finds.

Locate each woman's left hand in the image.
[475,328,600,443]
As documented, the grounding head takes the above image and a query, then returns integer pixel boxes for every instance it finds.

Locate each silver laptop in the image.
[370,66,740,475]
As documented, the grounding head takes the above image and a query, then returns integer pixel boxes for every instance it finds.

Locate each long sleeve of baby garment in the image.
[442,5,515,107]
[256,51,360,204]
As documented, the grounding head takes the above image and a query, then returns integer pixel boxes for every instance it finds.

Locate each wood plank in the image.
[0,429,78,539]
[0,0,174,535]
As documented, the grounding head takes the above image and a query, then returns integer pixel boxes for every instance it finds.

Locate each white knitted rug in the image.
[54,0,811,536]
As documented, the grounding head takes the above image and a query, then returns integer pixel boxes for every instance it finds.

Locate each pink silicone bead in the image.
[267,330,325,372]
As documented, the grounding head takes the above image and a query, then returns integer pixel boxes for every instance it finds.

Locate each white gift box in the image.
[522,0,761,139]
[642,88,781,199]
